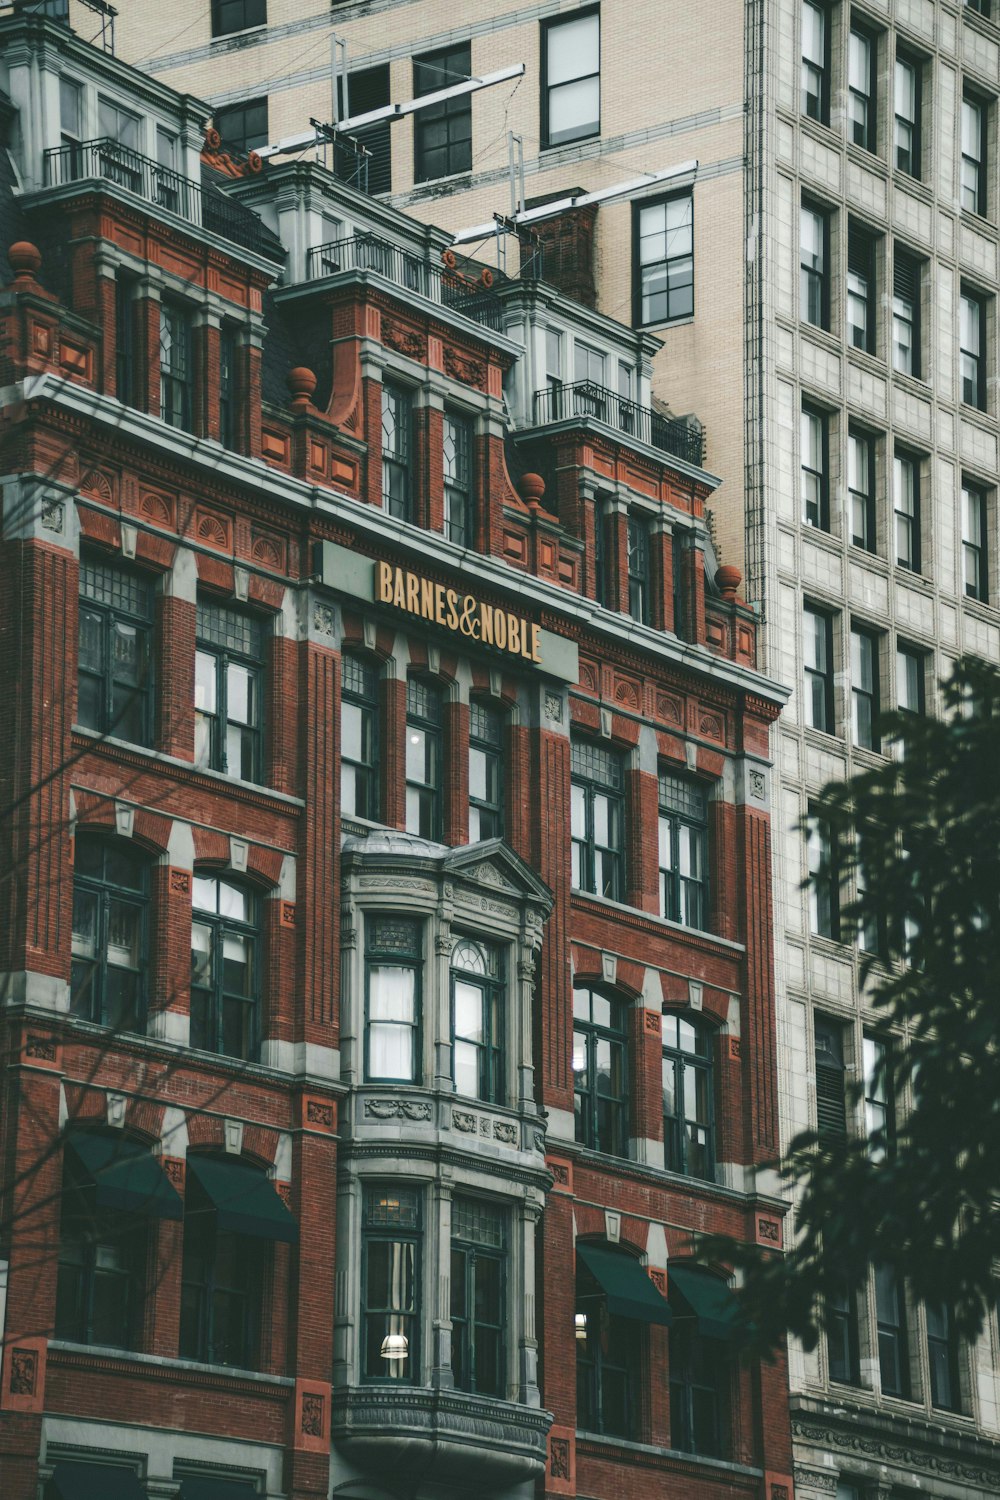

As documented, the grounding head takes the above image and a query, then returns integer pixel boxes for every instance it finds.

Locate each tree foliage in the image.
[704,655,1000,1354]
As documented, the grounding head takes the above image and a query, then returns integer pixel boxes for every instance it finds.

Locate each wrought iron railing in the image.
[532,382,704,467]
[42,138,283,262]
[306,233,503,330]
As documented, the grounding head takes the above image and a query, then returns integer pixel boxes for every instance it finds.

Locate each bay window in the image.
[451,937,505,1104]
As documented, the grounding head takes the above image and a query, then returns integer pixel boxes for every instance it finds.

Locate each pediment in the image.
[443,839,552,911]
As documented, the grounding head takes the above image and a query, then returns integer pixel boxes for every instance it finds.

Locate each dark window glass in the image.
[219,325,238,449]
[801,404,829,529]
[214,98,269,158]
[851,624,880,750]
[382,383,413,522]
[848,427,877,552]
[451,1196,505,1396]
[570,739,624,900]
[802,0,829,122]
[635,192,694,325]
[576,1251,640,1437]
[341,65,391,194]
[847,222,876,353]
[413,43,472,181]
[115,274,136,407]
[893,450,921,570]
[341,655,380,820]
[808,812,840,939]
[814,1017,847,1140]
[190,875,259,1060]
[542,9,600,148]
[966,0,991,14]
[627,514,650,623]
[668,1271,730,1457]
[896,644,925,717]
[160,302,193,432]
[405,678,442,839]
[827,1278,862,1384]
[803,604,835,733]
[894,54,921,177]
[927,1303,962,1410]
[962,93,987,215]
[451,938,505,1105]
[848,25,877,150]
[211,0,266,37]
[892,251,921,378]
[662,1013,714,1179]
[366,915,421,1083]
[875,1262,910,1396]
[194,602,265,782]
[673,530,690,639]
[801,201,828,328]
[56,1144,144,1349]
[71,836,148,1032]
[180,1163,264,1368]
[78,558,154,745]
[658,775,709,928]
[962,481,989,601]
[863,1033,895,1160]
[469,700,503,841]
[573,989,627,1156]
[960,290,987,409]
[362,1184,420,1382]
[443,412,474,546]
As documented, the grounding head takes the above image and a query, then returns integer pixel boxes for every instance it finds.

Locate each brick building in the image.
[0,13,792,1500]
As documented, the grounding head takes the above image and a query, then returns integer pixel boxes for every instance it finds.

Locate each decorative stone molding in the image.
[364,1098,432,1122]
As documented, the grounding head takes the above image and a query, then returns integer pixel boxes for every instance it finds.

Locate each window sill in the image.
[959,207,996,237]
[892,171,932,205]
[570,889,746,953]
[845,344,887,378]
[210,24,268,44]
[845,142,887,178]
[576,1430,762,1478]
[539,132,602,157]
[846,540,887,570]
[639,315,694,335]
[71,726,306,806]
[48,1340,294,1385]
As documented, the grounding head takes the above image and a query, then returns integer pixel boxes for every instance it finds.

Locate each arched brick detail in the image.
[191,827,230,865]
[63,1084,107,1124]
[126,1099,166,1142]
[185,1115,227,1152]
[569,946,602,989]
[242,1124,278,1166]
[135,532,176,571]
[78,508,120,550]
[131,808,171,856]
[72,797,170,857]
[573,1205,605,1239]
[340,611,395,661]
[247,844,284,888]
[615,959,645,1000]
[248,575,285,611]
[195,553,234,594]
[71,791,116,832]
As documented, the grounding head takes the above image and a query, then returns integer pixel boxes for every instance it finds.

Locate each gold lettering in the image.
[421,577,435,620]
[494,610,507,651]
[531,623,542,663]
[434,584,446,625]
[480,604,494,647]
[445,589,459,630]
[393,567,406,609]
[377,561,393,603]
[406,571,420,615]
[508,614,520,657]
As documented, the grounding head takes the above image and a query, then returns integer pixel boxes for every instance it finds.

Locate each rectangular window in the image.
[626,514,650,624]
[801,0,829,122]
[98,97,140,154]
[848,427,876,551]
[362,1185,420,1382]
[661,1015,715,1179]
[469,700,503,841]
[382,383,413,522]
[405,678,442,839]
[807,810,839,939]
[451,939,505,1104]
[856,848,886,957]
[875,1262,910,1396]
[571,739,624,901]
[848,24,877,150]
[896,644,925,717]
[194,603,264,782]
[190,875,259,1059]
[960,289,987,409]
[804,604,835,734]
[365,916,421,1083]
[573,988,628,1155]
[863,1033,894,1160]
[56,1151,144,1349]
[635,191,694,326]
[828,1279,862,1384]
[927,1304,962,1411]
[60,74,82,160]
[78,559,154,745]
[814,1017,847,1140]
[542,8,600,148]
[160,302,193,432]
[213,98,269,158]
[801,404,829,530]
[962,480,989,601]
[658,774,709,929]
[341,655,380,821]
[413,43,472,182]
[800,201,829,329]
[451,1197,505,1396]
[546,327,564,412]
[851,625,880,751]
[892,250,921,377]
[115,274,136,408]
[211,0,266,37]
[893,450,920,571]
[847,222,876,353]
[966,0,991,14]
[342,66,391,194]
[894,54,921,177]
[673,530,690,640]
[443,412,474,547]
[962,93,987,216]
[219,325,237,449]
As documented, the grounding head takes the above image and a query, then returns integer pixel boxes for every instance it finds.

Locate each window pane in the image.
[547,13,599,84]
[369,965,416,1022]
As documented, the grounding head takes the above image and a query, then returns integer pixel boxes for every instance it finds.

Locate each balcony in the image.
[306,232,504,331]
[532,381,705,467]
[42,138,284,263]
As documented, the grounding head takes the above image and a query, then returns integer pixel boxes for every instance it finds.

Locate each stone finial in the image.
[715,564,742,602]
[517,472,546,507]
[287,366,317,408]
[8,242,42,284]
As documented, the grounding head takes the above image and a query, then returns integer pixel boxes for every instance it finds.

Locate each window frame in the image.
[892,449,921,572]
[827,1277,862,1385]
[800,198,830,330]
[961,89,988,217]
[570,738,625,901]
[450,1196,506,1397]
[160,301,194,433]
[961,478,990,602]
[667,1269,731,1459]
[875,1261,910,1397]
[926,1302,963,1411]
[56,1144,145,1350]
[364,914,422,1085]
[180,1159,265,1369]
[661,1012,715,1180]
[848,425,877,552]
[190,874,260,1061]
[341,653,381,822]
[848,21,877,151]
[210,0,266,39]
[894,51,922,179]
[807,810,840,940]
[896,642,926,718]
[801,402,830,530]
[862,1031,895,1160]
[468,699,504,841]
[541,7,601,150]
[361,1184,421,1384]
[405,677,443,840]
[77,556,155,747]
[572,988,628,1157]
[576,1247,641,1438]
[846,221,876,354]
[960,286,988,410]
[443,409,475,547]
[814,1016,847,1140]
[451,937,505,1106]
[194,601,266,784]
[892,248,922,378]
[657,773,709,929]
[633,189,695,328]
[71,835,149,1032]
[213,97,269,158]
[382,381,413,523]
[218,324,238,449]
[803,603,835,735]
[413,42,473,183]
[850,622,881,751]
[626,512,650,624]
[801,0,830,124]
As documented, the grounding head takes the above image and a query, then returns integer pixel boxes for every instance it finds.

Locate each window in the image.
[962,93,987,215]
[827,1279,862,1384]
[668,1272,730,1457]
[160,302,193,432]
[341,66,391,194]
[443,412,474,546]
[451,1197,505,1396]
[863,1033,894,1160]
[405,678,443,839]
[71,836,148,1031]
[962,480,989,601]
[545,327,564,410]
[342,655,380,820]
[115,274,136,407]
[848,427,876,551]
[55,1140,144,1349]
[851,624,880,750]
[213,98,269,158]
[78,557,154,745]
[875,1262,910,1396]
[800,201,829,328]
[896,644,925,717]
[211,0,266,37]
[626,513,650,623]
[894,54,921,177]
[572,989,627,1155]
[542,9,600,148]
[966,0,991,14]
[571,739,625,900]
[634,192,694,326]
[219,325,238,449]
[847,223,875,353]
[180,1160,266,1369]
[848,24,877,150]
[575,341,606,398]
[893,451,920,571]
[155,127,181,212]
[807,812,840,939]
[361,1185,420,1382]
[801,404,829,529]
[673,530,690,640]
[98,97,140,154]
[960,289,987,409]
[469,700,503,841]
[190,875,259,1060]
[382,383,413,522]
[662,1014,714,1179]
[927,1304,962,1410]
[892,250,921,377]
[856,849,886,957]
[451,938,505,1104]
[576,1250,639,1436]
[365,915,421,1083]
[194,602,265,782]
[803,604,835,734]
[801,1,829,122]
[413,43,472,182]
[658,774,708,928]
[60,74,83,169]
[814,1016,847,1140]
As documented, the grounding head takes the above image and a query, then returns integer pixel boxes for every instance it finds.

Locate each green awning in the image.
[186,1155,298,1244]
[66,1132,182,1221]
[577,1242,673,1326]
[176,1479,258,1500]
[49,1460,146,1500]
[668,1265,746,1341]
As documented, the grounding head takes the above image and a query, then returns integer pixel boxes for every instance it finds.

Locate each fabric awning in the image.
[185,1155,298,1243]
[49,1460,146,1500]
[176,1479,259,1500]
[668,1265,746,1341]
[577,1242,672,1326]
[65,1132,182,1221]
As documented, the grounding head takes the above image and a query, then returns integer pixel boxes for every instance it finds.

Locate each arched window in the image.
[71,834,149,1031]
[572,989,627,1156]
[575,1242,670,1438]
[661,1014,715,1180]
[190,875,259,1060]
[668,1265,736,1458]
[451,937,505,1104]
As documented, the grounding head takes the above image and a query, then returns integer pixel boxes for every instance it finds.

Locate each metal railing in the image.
[306,233,503,331]
[42,138,283,262]
[532,382,704,467]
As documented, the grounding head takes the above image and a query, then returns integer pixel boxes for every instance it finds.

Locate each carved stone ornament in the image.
[543,691,563,722]
[307,1099,335,1128]
[40,498,64,533]
[301,1392,324,1437]
[313,602,335,637]
[383,319,426,361]
[25,1034,56,1060]
[493,1120,517,1145]
[170,870,191,896]
[443,346,485,387]
[9,1348,37,1395]
[749,768,766,801]
[550,1437,571,1479]
[364,1098,432,1122]
[789,1418,1000,1489]
[792,1471,838,1498]
[452,1110,477,1133]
